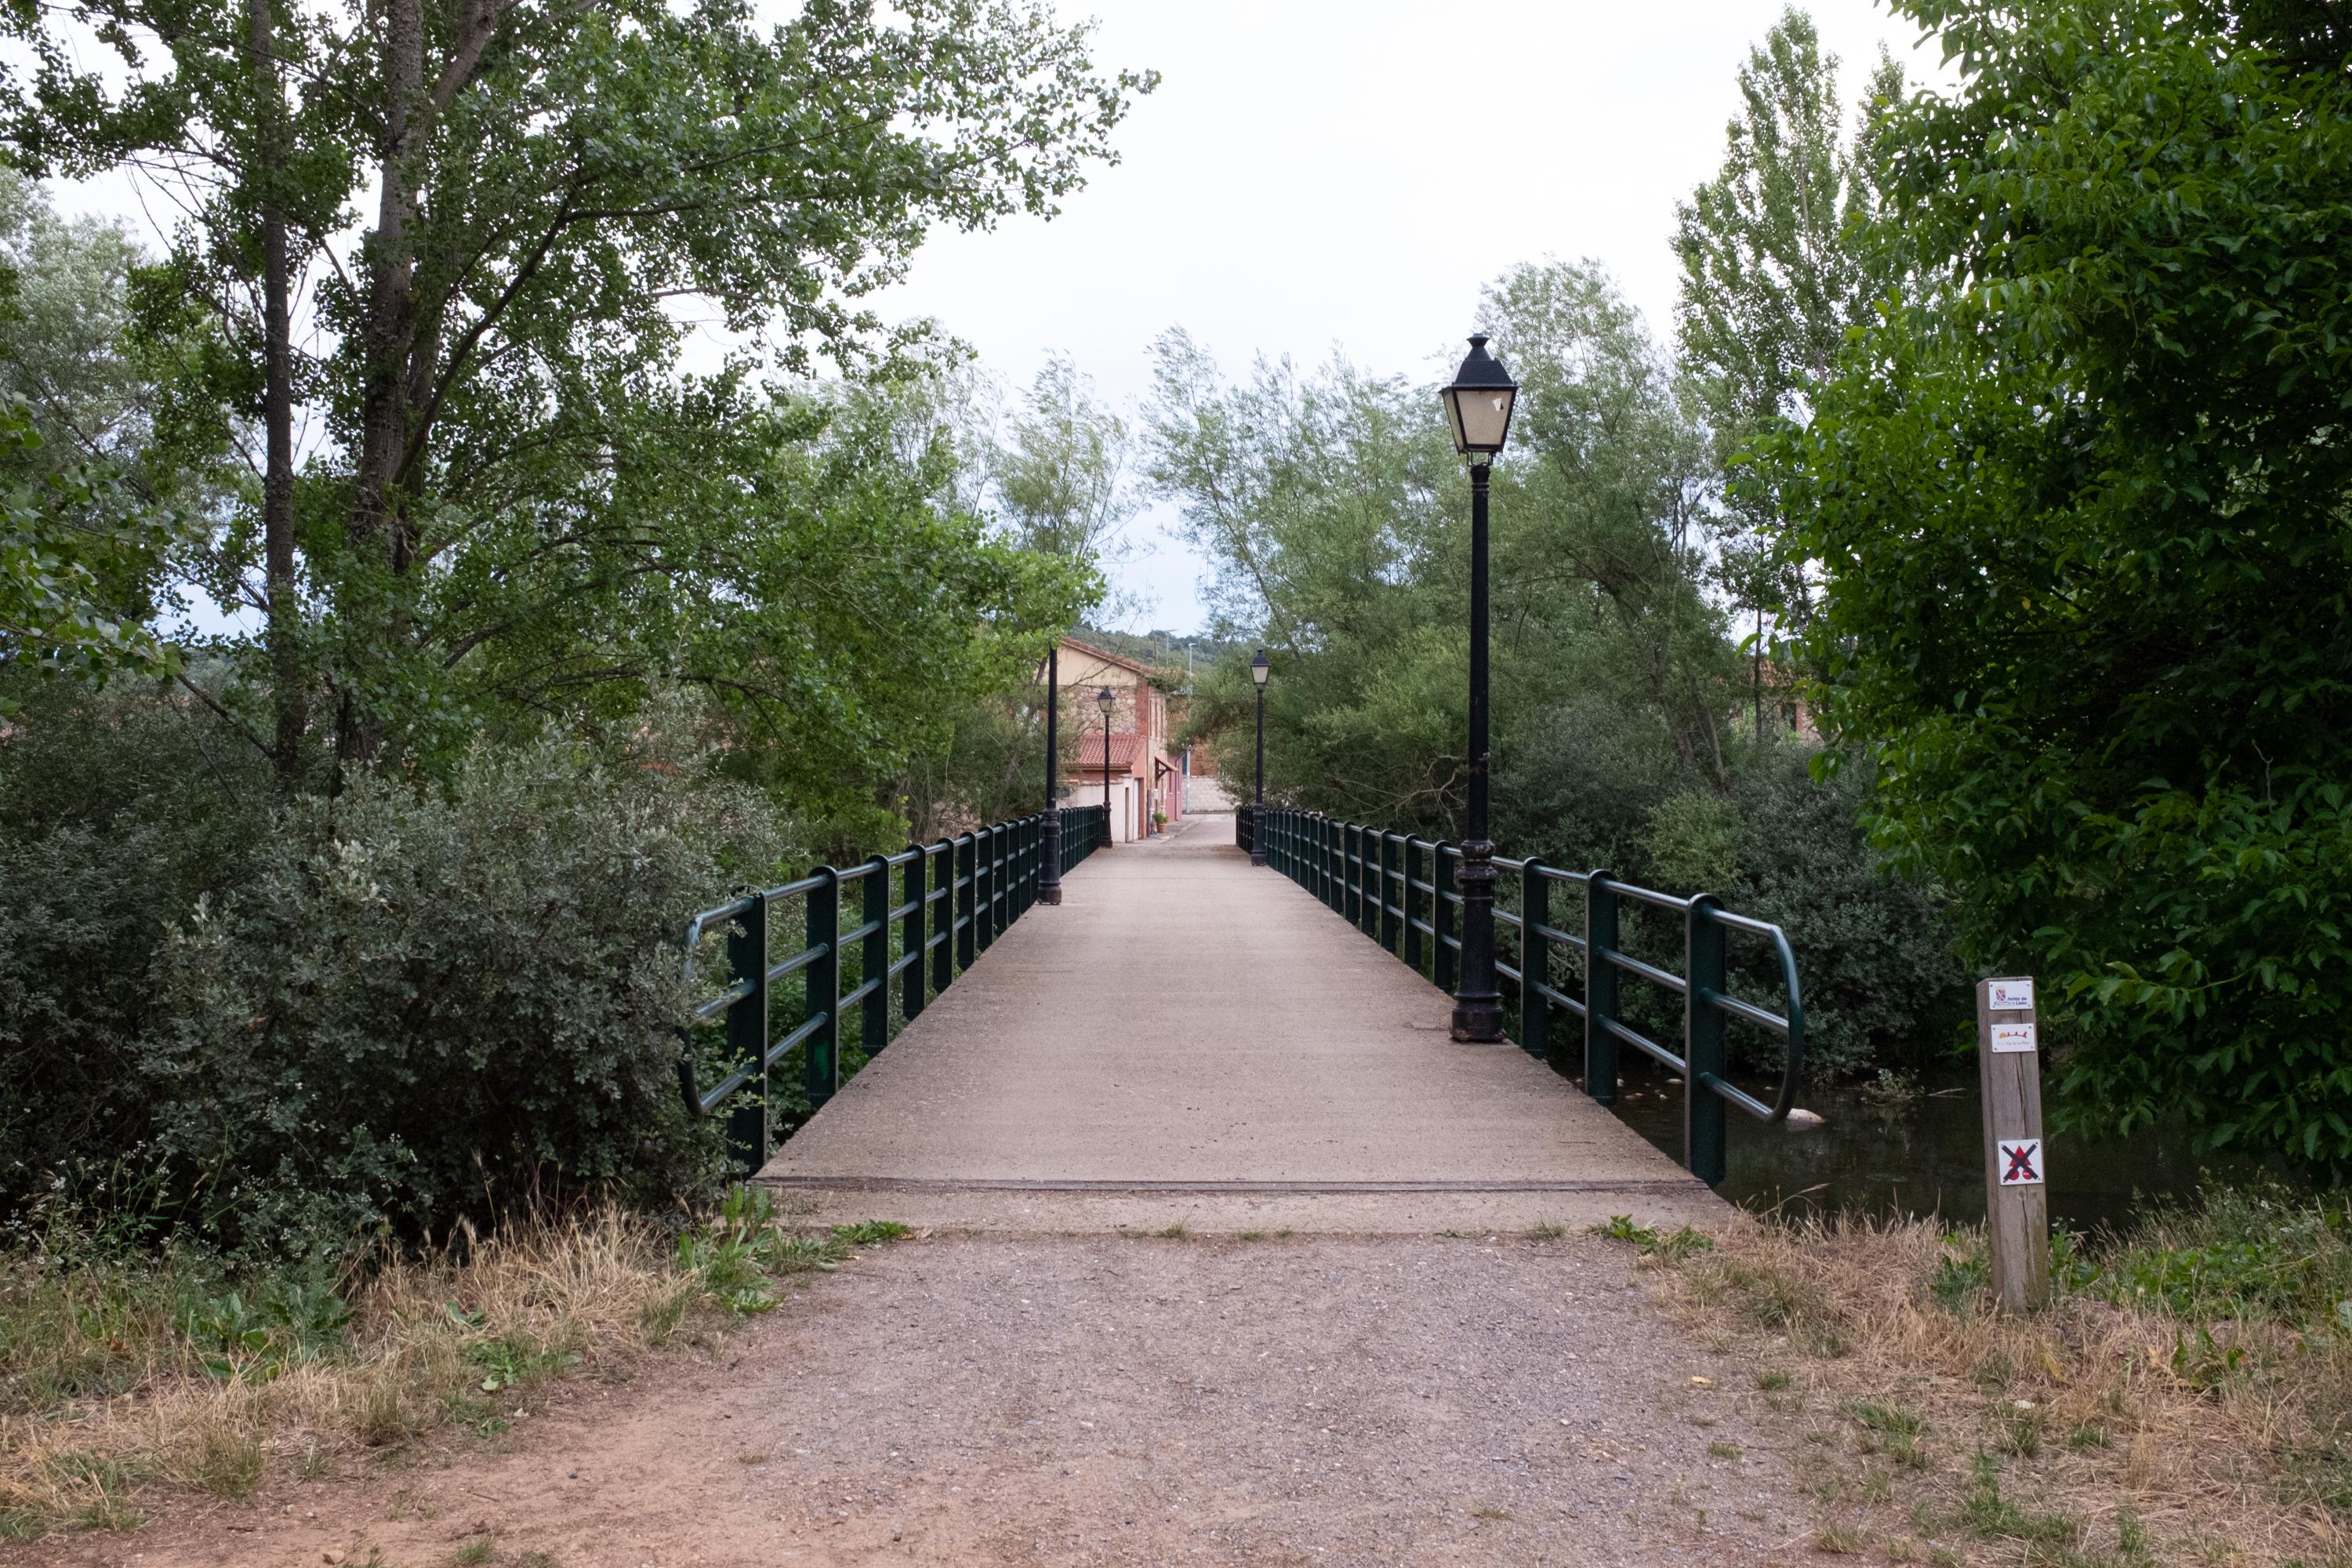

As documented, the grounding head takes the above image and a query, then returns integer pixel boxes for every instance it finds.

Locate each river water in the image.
[1601,1059,2260,1236]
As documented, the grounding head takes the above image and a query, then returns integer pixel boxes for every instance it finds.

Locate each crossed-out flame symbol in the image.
[2003,1144,2038,1183]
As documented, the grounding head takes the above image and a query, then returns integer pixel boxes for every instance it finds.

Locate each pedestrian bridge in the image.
[682,811,1803,1233]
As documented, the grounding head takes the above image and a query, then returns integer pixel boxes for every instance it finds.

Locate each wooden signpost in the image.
[1976,976,2049,1310]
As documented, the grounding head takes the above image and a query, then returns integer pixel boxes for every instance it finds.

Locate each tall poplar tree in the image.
[1672,8,1904,635]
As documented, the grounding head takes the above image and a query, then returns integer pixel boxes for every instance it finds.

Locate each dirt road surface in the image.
[31,1234,1812,1568]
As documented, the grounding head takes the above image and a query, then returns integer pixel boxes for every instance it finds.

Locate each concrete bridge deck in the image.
[763,813,1719,1232]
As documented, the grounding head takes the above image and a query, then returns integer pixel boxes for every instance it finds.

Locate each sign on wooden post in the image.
[1977,976,2049,1310]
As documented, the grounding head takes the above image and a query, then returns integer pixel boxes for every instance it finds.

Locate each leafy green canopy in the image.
[1149,263,1737,829]
[0,0,1143,804]
[1673,7,1905,628]
[1768,0,2352,1165]
[0,400,176,702]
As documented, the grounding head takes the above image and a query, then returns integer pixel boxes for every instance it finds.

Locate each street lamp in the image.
[1040,641,1063,906]
[1097,685,1117,845]
[1440,333,1517,1044]
[1250,648,1270,866]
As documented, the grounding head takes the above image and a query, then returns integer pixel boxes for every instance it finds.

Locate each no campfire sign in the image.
[1997,1138,2045,1187]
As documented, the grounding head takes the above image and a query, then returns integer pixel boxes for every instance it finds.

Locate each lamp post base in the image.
[1450,840,1506,1043]
[1039,811,1062,906]
[1450,996,1504,1042]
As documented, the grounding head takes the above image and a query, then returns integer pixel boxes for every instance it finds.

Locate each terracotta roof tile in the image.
[1078,731,1139,769]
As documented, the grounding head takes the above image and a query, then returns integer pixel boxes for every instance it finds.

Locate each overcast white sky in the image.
[873,0,1947,634]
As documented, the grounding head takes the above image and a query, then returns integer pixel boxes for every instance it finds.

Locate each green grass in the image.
[1842,1399,1924,1437]
[1589,1215,1714,1261]
[1920,1455,2082,1550]
[2076,1185,2352,1327]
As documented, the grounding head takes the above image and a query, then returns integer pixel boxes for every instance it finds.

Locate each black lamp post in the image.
[1097,685,1117,844]
[1250,648,1270,865]
[1440,333,1518,1044]
[1040,641,1063,905]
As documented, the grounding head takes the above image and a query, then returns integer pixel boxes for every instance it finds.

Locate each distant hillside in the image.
[1073,625,1248,684]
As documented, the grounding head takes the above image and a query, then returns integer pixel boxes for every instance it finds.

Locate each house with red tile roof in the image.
[1056,636,1187,842]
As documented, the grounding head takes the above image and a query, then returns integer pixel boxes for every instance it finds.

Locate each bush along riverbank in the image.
[0,1189,905,1542]
[1596,1186,2352,1566]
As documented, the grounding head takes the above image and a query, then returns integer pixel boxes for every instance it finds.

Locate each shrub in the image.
[151,723,788,1253]
[1719,739,1966,1080]
[0,679,793,1256]
[1502,719,1965,1081]
[0,677,267,1206]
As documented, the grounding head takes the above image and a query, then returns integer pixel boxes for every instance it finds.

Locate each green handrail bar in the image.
[680,803,1112,1172]
[1253,806,1806,1186]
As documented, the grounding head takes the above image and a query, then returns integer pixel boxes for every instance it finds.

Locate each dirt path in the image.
[36,1233,1812,1568]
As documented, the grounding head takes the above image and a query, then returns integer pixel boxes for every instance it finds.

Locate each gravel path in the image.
[60,1233,1813,1568]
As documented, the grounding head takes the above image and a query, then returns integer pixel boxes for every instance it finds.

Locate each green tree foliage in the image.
[0,172,151,470]
[1674,8,1904,630]
[0,0,1149,780]
[0,177,179,702]
[1769,0,2352,1164]
[0,401,178,704]
[892,355,1124,839]
[1149,263,1737,825]
[1152,262,1962,1078]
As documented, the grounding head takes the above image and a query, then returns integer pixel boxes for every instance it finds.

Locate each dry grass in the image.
[1617,1210,2352,1568]
[0,1194,895,1541]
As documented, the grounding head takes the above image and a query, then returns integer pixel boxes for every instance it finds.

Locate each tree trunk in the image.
[250,0,304,788]
[340,0,425,770]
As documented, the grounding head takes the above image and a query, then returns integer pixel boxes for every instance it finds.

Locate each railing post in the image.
[861,855,890,1058]
[1404,838,1425,975]
[805,866,840,1109]
[1685,894,1728,1186]
[1007,823,1020,932]
[1348,822,1359,926]
[1584,871,1620,1106]
[1434,842,1458,994]
[956,834,977,970]
[975,826,995,953]
[931,838,953,993]
[1358,826,1377,939]
[1380,833,1400,955]
[1004,821,1019,922]
[1342,823,1360,927]
[902,845,927,1022]
[1523,860,1554,1073]
[1325,818,1341,912]
[724,895,769,1172]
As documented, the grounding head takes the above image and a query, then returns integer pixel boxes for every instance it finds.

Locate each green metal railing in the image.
[1254,806,1805,1186]
[681,803,1110,1171]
